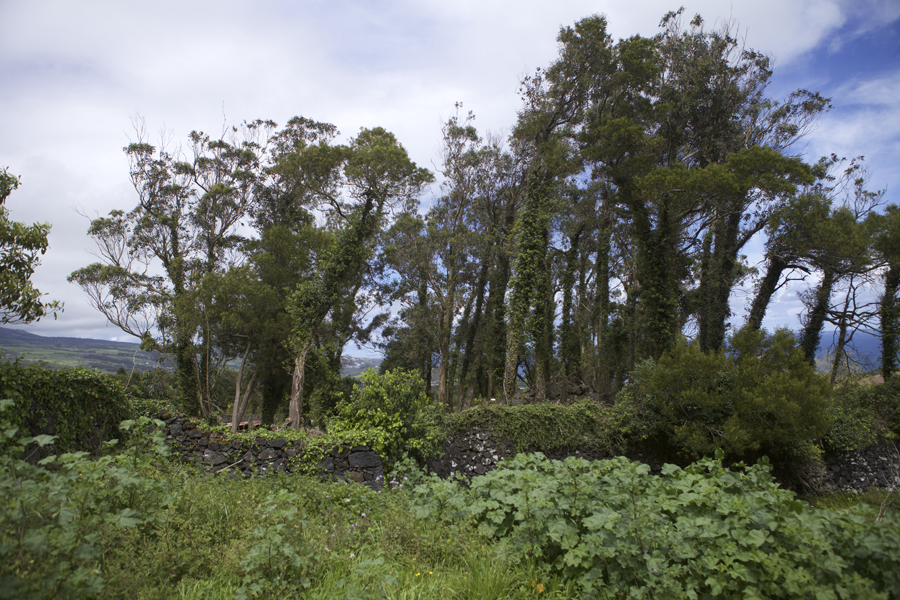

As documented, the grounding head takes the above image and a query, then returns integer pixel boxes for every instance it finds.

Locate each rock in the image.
[169,422,183,436]
[270,438,288,449]
[258,448,278,461]
[347,471,365,483]
[204,451,228,466]
[318,457,335,471]
[349,451,381,469]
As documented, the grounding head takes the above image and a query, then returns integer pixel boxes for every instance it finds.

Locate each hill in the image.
[0,328,381,376]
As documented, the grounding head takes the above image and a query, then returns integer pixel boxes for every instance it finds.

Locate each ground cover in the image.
[3,405,899,600]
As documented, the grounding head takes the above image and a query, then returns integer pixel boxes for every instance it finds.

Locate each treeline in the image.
[68,10,898,427]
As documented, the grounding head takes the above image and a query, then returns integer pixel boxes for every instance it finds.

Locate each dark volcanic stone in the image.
[349,451,380,469]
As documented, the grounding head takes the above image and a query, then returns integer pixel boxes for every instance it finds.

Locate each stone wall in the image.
[158,412,383,490]
[156,411,899,494]
[808,444,900,493]
[428,425,900,494]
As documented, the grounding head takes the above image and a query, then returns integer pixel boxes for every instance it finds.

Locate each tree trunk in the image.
[880,265,900,381]
[746,254,789,331]
[800,269,835,364]
[289,341,312,429]
[231,340,252,433]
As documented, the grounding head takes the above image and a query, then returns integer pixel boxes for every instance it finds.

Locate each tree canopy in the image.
[64,9,896,424]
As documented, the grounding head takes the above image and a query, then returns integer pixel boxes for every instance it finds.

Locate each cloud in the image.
[0,0,897,345]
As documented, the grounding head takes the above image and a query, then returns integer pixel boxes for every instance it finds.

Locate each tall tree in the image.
[70,118,277,415]
[285,127,431,428]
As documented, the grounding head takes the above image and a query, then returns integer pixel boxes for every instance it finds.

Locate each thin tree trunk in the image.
[289,341,312,428]
[880,265,900,381]
[747,254,789,331]
[231,340,252,433]
[800,269,835,364]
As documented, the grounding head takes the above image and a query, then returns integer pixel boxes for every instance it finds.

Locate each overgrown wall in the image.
[429,424,900,494]
[158,412,384,489]
[156,409,899,494]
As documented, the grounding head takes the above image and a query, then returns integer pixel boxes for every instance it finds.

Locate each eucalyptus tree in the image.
[284,127,432,428]
[0,168,62,325]
[69,118,276,415]
[868,205,900,380]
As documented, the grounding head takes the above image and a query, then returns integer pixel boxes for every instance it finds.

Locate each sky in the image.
[1,0,898,356]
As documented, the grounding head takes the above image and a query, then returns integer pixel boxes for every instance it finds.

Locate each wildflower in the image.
[361,513,366,518]
[345,498,351,503]
[350,553,355,558]
[325,547,331,552]
[415,573,420,577]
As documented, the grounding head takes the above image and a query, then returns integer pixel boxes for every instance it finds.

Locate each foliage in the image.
[826,376,900,451]
[0,168,62,325]
[444,398,645,456]
[414,451,900,599]
[328,369,444,468]
[623,328,833,465]
[0,406,172,599]
[0,362,130,456]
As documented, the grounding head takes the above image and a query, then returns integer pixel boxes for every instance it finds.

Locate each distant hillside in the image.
[0,328,166,373]
[0,328,380,377]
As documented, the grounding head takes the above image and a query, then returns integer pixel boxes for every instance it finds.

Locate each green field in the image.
[0,328,166,373]
[0,328,381,376]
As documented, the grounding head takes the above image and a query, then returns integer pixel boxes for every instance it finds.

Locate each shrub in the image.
[444,398,646,456]
[623,328,832,465]
[826,376,900,451]
[0,402,172,598]
[328,369,443,467]
[0,363,130,456]
[414,452,900,599]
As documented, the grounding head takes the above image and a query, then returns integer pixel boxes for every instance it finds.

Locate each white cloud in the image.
[0,0,897,342]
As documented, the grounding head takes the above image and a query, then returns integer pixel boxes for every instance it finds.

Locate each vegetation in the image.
[414,452,900,599]
[6,8,900,594]
[0,362,129,456]
[44,8,891,427]
[622,328,832,466]
[2,396,898,599]
[0,168,62,325]
[328,369,444,469]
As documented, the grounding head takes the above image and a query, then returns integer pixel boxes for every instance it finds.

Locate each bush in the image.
[328,369,443,468]
[444,398,646,456]
[622,328,832,465]
[413,452,900,599]
[0,363,131,456]
[826,376,900,451]
[0,402,172,599]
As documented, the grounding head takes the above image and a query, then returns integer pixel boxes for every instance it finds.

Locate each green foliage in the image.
[826,376,900,451]
[414,452,900,599]
[328,369,444,468]
[623,328,833,464]
[445,398,644,456]
[0,405,172,599]
[0,363,131,456]
[0,168,63,325]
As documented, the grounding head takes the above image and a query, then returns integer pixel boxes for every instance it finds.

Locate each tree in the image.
[70,118,277,416]
[0,168,62,324]
[284,127,432,428]
[870,205,900,380]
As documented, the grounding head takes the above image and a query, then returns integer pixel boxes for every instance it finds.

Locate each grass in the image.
[84,461,576,599]
[801,488,898,515]
[5,438,896,599]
